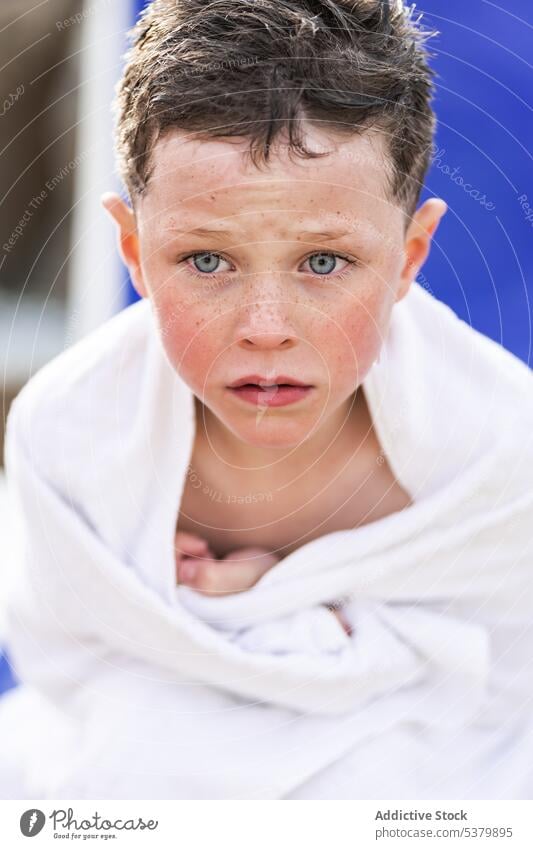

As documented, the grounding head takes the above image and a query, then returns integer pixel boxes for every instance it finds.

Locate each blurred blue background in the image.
[420,0,532,364]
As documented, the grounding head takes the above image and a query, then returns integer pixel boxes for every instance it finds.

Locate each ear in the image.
[396,198,448,302]
[100,192,147,298]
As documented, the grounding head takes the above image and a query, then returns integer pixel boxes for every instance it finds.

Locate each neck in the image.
[193,390,367,474]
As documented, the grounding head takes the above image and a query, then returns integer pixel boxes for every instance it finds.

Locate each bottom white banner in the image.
[0,799,532,847]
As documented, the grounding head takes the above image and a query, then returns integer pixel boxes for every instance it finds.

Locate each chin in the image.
[226,415,314,450]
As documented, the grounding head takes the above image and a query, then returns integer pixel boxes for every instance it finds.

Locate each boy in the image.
[1,0,532,800]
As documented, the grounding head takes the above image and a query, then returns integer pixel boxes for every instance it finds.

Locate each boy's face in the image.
[103,125,446,450]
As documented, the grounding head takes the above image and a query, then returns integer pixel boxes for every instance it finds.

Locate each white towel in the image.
[1,282,533,799]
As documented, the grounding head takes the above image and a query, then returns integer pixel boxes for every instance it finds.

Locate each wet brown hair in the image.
[113,0,438,218]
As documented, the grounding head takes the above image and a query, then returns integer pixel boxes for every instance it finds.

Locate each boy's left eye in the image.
[303,252,351,276]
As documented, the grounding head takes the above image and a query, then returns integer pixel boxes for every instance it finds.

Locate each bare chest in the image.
[176,437,413,561]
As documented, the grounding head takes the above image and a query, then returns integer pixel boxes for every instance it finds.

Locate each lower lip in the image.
[227,384,313,407]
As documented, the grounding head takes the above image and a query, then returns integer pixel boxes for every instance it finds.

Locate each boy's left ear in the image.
[100,192,148,298]
[397,198,448,301]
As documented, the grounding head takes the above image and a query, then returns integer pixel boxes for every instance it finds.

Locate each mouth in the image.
[226,375,314,408]
[228,375,312,389]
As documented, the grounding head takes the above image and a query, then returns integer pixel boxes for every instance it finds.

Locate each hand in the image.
[175,530,279,597]
[175,532,354,635]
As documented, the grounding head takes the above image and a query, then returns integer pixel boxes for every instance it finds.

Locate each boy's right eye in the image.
[181,251,233,276]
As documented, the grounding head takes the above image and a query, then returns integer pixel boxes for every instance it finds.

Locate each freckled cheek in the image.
[151,293,219,384]
[331,298,392,382]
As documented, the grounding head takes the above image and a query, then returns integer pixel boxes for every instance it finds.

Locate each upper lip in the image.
[228,374,312,388]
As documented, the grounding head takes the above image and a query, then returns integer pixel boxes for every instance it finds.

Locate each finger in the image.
[178,554,276,596]
[177,556,207,586]
[215,550,279,593]
[175,531,211,557]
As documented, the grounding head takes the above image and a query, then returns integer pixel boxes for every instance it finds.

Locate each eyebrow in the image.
[163,225,354,242]
[299,229,352,242]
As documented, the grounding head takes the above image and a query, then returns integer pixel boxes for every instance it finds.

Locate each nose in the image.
[235,294,297,351]
[240,329,294,350]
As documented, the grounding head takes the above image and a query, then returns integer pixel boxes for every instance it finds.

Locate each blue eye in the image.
[191,252,223,273]
[304,252,356,277]
[307,253,338,275]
